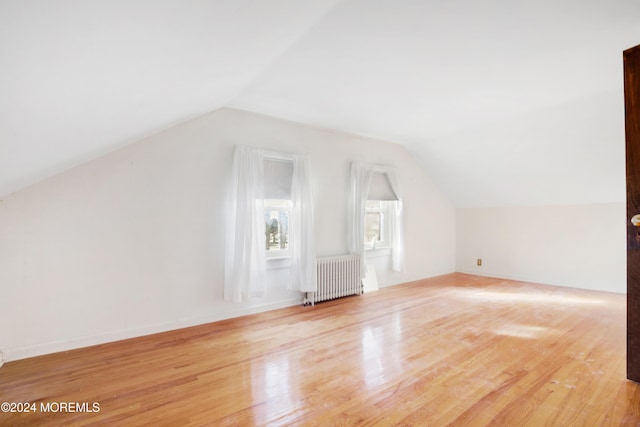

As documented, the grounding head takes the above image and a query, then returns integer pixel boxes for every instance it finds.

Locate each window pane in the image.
[265,209,289,252]
[365,212,382,244]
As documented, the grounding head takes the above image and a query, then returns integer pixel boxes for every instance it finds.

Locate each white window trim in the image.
[366,247,392,258]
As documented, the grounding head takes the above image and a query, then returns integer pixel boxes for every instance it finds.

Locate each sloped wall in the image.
[0,108,456,361]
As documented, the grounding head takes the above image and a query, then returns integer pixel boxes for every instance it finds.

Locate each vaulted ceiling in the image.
[1,0,638,206]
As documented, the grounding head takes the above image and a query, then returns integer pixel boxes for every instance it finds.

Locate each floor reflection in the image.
[450,288,604,306]
[361,312,405,389]
[251,355,301,424]
[493,324,551,339]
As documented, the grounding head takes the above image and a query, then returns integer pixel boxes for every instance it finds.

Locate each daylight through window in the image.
[365,200,389,249]
[264,199,291,254]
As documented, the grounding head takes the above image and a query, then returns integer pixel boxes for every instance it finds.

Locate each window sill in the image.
[267,256,292,270]
[365,247,392,258]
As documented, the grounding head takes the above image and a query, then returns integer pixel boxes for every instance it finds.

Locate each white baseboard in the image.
[3,297,302,362]
[455,269,626,295]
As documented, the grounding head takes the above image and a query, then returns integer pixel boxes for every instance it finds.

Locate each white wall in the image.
[0,108,456,361]
[456,203,626,293]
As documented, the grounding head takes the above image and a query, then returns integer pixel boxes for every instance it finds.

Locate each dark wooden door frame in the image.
[625,44,640,382]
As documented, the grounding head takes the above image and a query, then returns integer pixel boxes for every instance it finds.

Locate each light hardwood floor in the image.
[1,273,639,426]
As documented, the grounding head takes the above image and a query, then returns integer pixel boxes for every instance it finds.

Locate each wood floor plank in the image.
[0,273,638,426]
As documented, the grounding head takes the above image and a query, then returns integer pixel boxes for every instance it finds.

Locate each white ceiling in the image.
[1,0,639,207]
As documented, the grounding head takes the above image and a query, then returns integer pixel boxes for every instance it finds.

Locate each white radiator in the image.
[305,255,362,305]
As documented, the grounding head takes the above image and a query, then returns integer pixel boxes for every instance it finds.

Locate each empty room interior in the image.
[1,0,640,425]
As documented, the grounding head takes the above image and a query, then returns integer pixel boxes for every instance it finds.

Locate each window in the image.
[226,145,317,302]
[365,172,396,250]
[365,210,382,244]
[263,158,294,258]
[349,162,404,274]
[365,200,391,249]
[264,199,291,256]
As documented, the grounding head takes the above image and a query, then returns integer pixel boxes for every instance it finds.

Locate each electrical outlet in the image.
[477,258,482,266]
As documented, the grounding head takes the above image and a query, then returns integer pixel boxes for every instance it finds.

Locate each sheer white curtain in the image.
[348,163,375,274]
[348,162,405,275]
[289,154,317,292]
[385,169,405,272]
[224,145,268,303]
[225,145,317,302]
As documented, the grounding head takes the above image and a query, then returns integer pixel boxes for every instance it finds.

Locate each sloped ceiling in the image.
[1,0,639,207]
